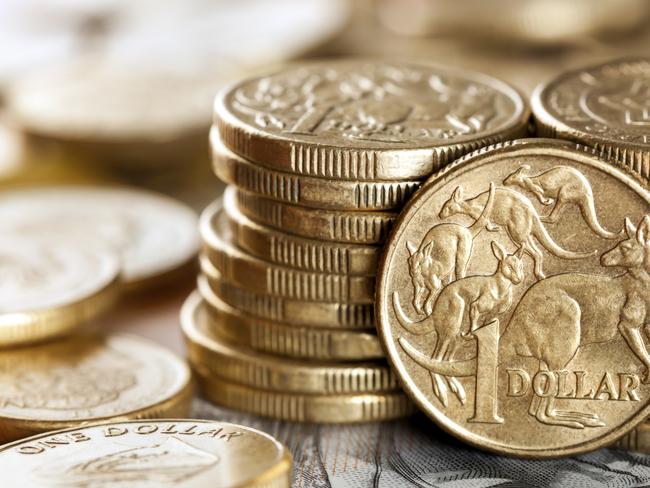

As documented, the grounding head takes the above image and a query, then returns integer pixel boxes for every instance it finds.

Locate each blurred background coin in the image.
[0,235,120,347]
[0,186,199,289]
[0,334,191,442]
[0,419,292,488]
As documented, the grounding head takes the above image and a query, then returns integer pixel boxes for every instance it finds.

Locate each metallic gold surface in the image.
[197,373,415,424]
[214,60,529,181]
[200,258,375,330]
[614,421,650,453]
[532,58,650,179]
[197,276,383,360]
[200,204,375,303]
[0,236,121,347]
[232,187,397,244]
[0,419,291,488]
[223,188,381,275]
[211,126,420,210]
[0,334,192,442]
[182,292,394,393]
[377,138,650,458]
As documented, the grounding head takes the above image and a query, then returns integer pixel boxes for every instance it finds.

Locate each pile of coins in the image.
[183,60,530,423]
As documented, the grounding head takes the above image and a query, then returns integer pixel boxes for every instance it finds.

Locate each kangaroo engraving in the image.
[394,241,524,407]
[504,164,621,239]
[398,215,650,429]
[439,185,595,280]
[407,183,496,315]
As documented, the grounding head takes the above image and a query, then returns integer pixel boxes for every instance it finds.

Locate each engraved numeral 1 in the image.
[469,320,504,424]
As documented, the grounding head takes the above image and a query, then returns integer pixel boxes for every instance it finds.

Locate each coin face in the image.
[0,334,191,441]
[0,419,291,488]
[0,186,199,286]
[377,138,650,457]
[0,235,120,346]
[533,58,650,176]
[215,60,529,180]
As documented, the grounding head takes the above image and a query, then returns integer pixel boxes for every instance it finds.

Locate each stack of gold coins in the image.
[184,59,530,423]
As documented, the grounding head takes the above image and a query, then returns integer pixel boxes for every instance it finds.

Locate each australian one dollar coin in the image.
[377,138,650,457]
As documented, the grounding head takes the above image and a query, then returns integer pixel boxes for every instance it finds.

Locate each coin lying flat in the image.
[0,419,291,488]
[201,262,375,330]
[223,188,381,275]
[232,187,396,244]
[183,292,394,394]
[198,373,415,424]
[211,126,420,210]
[0,334,192,442]
[198,277,383,360]
[533,58,650,179]
[0,186,199,287]
[215,60,529,181]
[377,138,650,457]
[0,235,120,347]
[201,203,375,303]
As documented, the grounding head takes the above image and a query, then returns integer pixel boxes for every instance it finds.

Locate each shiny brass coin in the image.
[214,60,528,181]
[533,58,650,179]
[200,203,375,303]
[0,334,192,442]
[223,188,381,275]
[183,292,394,394]
[200,262,374,330]
[377,138,650,458]
[0,235,120,347]
[0,419,291,488]
[197,373,415,423]
[197,276,383,360]
[211,126,420,210]
[613,421,650,453]
[231,187,396,244]
[0,186,199,287]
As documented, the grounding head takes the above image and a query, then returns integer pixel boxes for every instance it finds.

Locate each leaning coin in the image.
[232,187,396,244]
[613,421,650,453]
[183,292,394,393]
[0,186,199,288]
[200,203,375,303]
[0,419,291,488]
[198,277,383,360]
[211,127,420,210]
[223,179,381,275]
[532,58,650,178]
[0,334,192,442]
[197,373,415,423]
[0,235,120,347]
[377,137,650,457]
[200,263,375,330]
[215,60,529,181]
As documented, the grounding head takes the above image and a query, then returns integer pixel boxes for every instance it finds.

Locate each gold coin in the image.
[613,421,650,453]
[231,187,396,244]
[200,262,375,330]
[0,186,199,288]
[532,58,650,179]
[215,60,529,181]
[0,235,120,347]
[211,126,420,210]
[223,188,381,275]
[183,292,395,394]
[197,276,383,360]
[0,333,192,442]
[0,419,291,488]
[197,373,415,423]
[377,138,650,458]
[200,204,375,303]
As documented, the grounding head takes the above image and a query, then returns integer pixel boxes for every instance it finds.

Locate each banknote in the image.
[194,399,650,488]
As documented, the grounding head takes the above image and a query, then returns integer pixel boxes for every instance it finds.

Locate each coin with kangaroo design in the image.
[377,138,650,457]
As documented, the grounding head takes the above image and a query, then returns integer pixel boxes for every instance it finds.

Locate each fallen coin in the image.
[377,138,650,457]
[0,333,192,442]
[0,419,291,487]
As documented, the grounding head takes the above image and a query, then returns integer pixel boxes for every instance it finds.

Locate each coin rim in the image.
[376,137,650,458]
